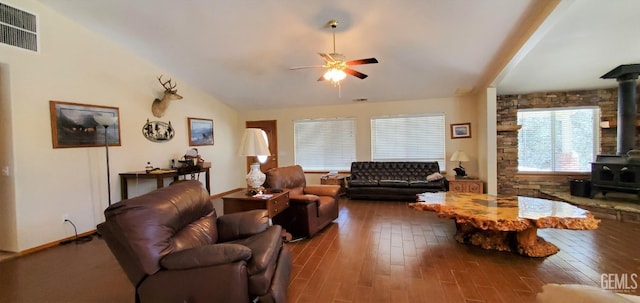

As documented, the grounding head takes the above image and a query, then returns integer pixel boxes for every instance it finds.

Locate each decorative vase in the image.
[246,163,266,189]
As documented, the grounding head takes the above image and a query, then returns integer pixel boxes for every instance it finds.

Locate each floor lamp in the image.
[94,114,118,205]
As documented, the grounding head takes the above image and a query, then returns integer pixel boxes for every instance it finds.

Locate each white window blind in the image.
[294,118,356,171]
[371,114,446,169]
[517,107,599,173]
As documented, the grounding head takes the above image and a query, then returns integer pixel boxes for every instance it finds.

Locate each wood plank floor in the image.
[0,197,638,302]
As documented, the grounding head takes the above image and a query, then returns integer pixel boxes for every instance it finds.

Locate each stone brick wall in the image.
[496,88,640,196]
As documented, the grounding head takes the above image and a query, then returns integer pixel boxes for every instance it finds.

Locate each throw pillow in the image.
[426,172,444,182]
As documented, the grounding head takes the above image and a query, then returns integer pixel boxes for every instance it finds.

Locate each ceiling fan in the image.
[289,20,379,85]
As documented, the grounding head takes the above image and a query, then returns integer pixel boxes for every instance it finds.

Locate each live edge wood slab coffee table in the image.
[409,192,600,257]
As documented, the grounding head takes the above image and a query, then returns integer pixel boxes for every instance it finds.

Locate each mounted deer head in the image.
[152,75,183,118]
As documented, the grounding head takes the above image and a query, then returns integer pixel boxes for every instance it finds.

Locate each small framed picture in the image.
[188,117,214,146]
[451,123,471,139]
[49,100,121,148]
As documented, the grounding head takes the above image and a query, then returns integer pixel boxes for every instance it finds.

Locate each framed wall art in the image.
[142,119,175,143]
[49,101,121,148]
[188,117,214,146]
[450,122,471,139]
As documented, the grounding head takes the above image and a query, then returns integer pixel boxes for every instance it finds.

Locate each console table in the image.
[119,167,210,199]
[410,192,600,257]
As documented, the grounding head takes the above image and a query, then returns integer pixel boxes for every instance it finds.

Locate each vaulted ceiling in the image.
[37,0,640,110]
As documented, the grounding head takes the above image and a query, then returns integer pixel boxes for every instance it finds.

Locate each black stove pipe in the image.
[617,75,637,155]
[601,64,640,155]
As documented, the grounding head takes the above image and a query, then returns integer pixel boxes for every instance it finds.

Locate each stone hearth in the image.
[540,190,640,223]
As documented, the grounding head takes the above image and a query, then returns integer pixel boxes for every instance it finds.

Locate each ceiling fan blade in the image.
[319,53,335,62]
[344,68,368,79]
[346,58,378,66]
[289,65,324,70]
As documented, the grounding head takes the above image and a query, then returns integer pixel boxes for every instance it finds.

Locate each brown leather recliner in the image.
[97,180,291,303]
[264,165,340,238]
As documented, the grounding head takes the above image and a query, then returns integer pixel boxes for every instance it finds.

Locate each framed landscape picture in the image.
[49,101,121,148]
[188,117,214,146]
[451,123,471,139]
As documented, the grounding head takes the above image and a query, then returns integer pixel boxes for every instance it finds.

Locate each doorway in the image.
[245,120,277,173]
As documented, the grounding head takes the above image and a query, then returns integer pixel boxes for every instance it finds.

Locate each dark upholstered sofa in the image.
[346,161,448,200]
[98,180,291,303]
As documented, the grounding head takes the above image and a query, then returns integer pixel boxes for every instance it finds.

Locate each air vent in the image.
[0,2,38,52]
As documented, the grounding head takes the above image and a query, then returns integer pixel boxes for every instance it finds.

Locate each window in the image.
[517,107,599,173]
[371,114,446,169]
[294,118,356,171]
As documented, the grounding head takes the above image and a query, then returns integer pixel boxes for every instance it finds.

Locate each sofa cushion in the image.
[378,179,409,187]
[408,180,430,187]
[349,179,379,187]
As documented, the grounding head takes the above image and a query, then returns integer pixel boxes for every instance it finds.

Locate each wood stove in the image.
[591,155,640,197]
[592,64,640,198]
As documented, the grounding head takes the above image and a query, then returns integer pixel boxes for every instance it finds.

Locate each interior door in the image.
[245,120,278,172]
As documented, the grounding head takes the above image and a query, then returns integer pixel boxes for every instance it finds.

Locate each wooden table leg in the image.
[454,222,559,257]
[120,175,128,200]
[516,227,559,257]
[156,175,164,189]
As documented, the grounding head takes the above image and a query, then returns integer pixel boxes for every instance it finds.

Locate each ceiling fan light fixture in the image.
[323,68,347,83]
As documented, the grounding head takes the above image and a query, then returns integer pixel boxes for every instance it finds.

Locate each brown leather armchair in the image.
[264,165,340,238]
[97,180,291,303]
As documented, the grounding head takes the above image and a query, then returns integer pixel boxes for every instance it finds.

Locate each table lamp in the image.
[450,150,470,178]
[237,128,271,190]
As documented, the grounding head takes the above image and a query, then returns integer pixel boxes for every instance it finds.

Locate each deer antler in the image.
[157,75,178,93]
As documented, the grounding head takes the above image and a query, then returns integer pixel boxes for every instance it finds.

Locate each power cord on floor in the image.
[60,219,93,245]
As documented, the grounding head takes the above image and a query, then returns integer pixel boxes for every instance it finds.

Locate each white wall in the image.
[240,96,479,184]
[475,87,498,195]
[0,0,244,252]
[0,63,18,252]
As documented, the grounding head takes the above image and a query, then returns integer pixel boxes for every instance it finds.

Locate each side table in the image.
[222,190,289,218]
[448,178,483,194]
[222,189,293,241]
[320,174,348,196]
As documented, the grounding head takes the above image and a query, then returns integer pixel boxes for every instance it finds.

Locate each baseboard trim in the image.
[19,229,97,256]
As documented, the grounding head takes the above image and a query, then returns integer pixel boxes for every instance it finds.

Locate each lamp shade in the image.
[238,128,271,157]
[450,151,470,162]
[94,114,117,126]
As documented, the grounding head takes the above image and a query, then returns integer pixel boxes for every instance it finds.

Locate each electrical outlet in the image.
[62,214,70,223]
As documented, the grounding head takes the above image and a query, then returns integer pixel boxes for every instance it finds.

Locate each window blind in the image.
[294,118,356,171]
[371,114,446,169]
